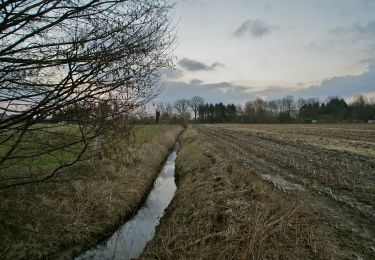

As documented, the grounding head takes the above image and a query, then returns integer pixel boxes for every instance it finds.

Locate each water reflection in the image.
[77,143,179,260]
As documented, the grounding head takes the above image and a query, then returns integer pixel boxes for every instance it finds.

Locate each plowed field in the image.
[195,124,375,258]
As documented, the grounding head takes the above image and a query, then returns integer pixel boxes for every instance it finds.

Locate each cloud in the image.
[161,65,375,104]
[162,68,184,79]
[360,57,375,64]
[233,19,273,38]
[190,79,203,85]
[331,20,375,39]
[296,65,375,98]
[178,58,224,72]
[255,65,375,100]
[157,80,255,104]
[253,86,298,100]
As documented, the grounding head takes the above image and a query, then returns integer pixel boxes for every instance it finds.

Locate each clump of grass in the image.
[0,125,183,259]
[141,126,341,259]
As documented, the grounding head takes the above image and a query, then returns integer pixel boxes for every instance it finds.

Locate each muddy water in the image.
[77,143,179,260]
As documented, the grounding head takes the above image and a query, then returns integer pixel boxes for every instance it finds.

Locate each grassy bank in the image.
[0,125,183,259]
[141,126,340,259]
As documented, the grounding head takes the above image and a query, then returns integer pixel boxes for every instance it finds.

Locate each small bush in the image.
[177,112,191,128]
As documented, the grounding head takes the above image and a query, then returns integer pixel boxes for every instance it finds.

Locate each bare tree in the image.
[165,103,173,117]
[156,102,173,121]
[174,99,189,114]
[188,96,204,121]
[281,95,296,117]
[0,0,175,187]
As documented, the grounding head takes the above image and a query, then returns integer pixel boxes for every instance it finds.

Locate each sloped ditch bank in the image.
[76,142,180,260]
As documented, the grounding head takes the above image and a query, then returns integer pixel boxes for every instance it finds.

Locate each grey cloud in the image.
[331,20,375,38]
[255,65,375,100]
[360,57,375,64]
[161,65,375,104]
[207,82,249,94]
[234,19,273,38]
[162,68,184,79]
[190,79,203,85]
[178,58,224,72]
[296,65,375,98]
[157,80,255,104]
[254,86,298,100]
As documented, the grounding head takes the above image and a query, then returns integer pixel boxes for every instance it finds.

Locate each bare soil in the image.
[141,126,348,259]
[195,124,375,258]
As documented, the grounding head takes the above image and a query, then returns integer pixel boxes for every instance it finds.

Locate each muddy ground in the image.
[141,124,374,259]
[195,124,375,258]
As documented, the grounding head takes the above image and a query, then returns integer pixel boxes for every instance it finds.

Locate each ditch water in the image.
[76,142,180,260]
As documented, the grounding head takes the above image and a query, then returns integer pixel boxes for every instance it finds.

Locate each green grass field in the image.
[0,124,178,183]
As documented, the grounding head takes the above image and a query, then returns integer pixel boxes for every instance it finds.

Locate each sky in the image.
[156,0,375,105]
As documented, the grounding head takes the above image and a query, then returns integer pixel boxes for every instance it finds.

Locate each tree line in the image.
[237,95,375,123]
[150,95,375,124]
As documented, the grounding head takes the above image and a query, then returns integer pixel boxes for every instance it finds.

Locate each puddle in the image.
[261,174,304,191]
[76,143,179,260]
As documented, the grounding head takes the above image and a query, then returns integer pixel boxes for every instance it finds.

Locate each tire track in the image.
[196,125,375,259]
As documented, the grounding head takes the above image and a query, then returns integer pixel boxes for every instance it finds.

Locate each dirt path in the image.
[195,124,375,259]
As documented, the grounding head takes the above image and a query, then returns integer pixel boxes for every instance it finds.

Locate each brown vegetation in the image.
[195,124,375,258]
[0,125,183,259]
[141,126,343,259]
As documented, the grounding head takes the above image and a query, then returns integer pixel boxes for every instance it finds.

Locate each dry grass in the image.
[0,125,183,259]
[141,126,340,259]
